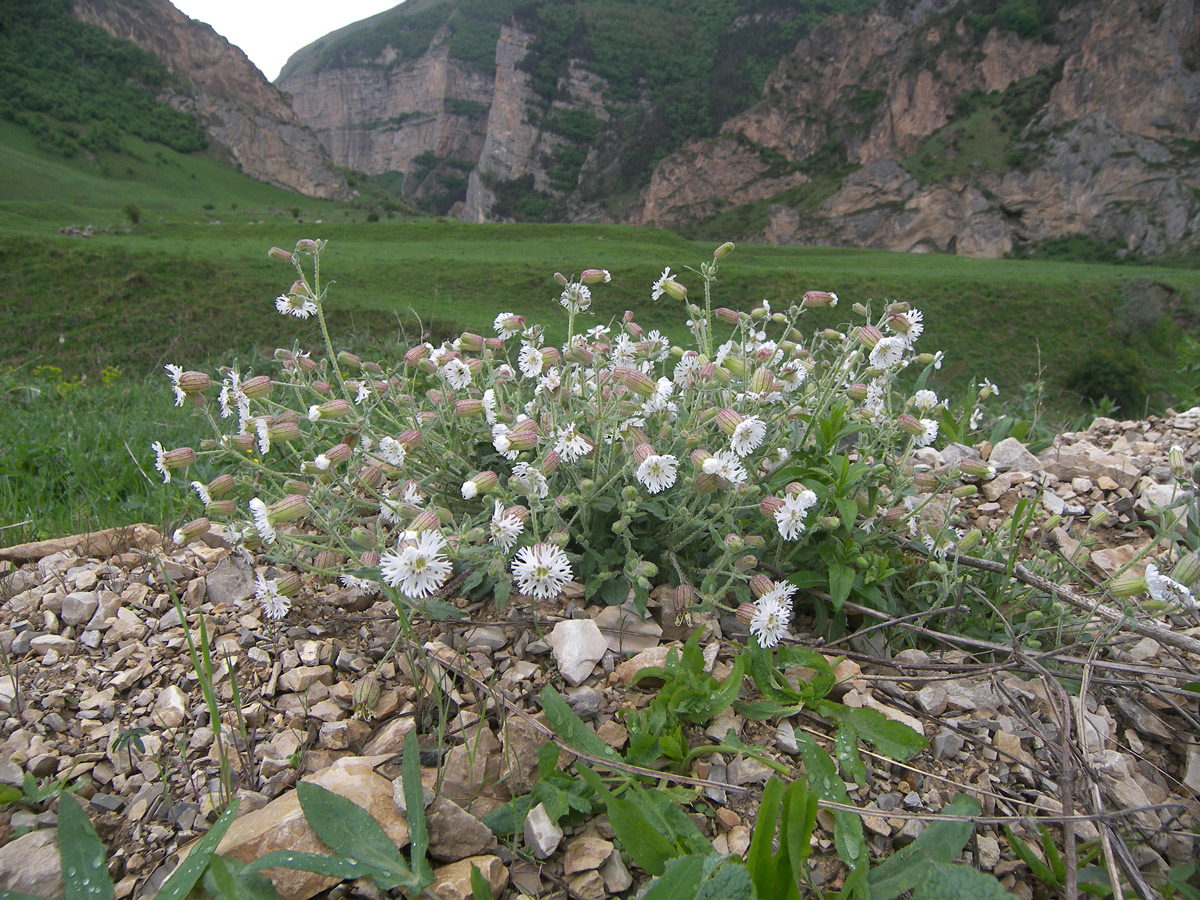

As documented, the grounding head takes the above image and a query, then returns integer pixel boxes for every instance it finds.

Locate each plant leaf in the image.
[59,792,114,900]
[295,782,417,891]
[868,795,980,900]
[828,563,854,608]
[818,701,928,761]
[911,862,1013,900]
[795,735,866,874]
[695,855,753,900]
[243,850,379,881]
[540,686,622,762]
[469,863,494,900]
[642,854,706,900]
[833,723,867,790]
[575,765,674,876]
[402,730,433,887]
[152,799,240,900]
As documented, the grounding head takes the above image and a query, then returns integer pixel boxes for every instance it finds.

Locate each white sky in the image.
[170,1,404,82]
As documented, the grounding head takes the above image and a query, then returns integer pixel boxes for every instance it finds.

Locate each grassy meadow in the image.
[3,118,1200,546]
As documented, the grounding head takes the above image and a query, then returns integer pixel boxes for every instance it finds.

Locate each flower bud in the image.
[461,470,499,499]
[721,355,746,377]
[313,550,342,571]
[1107,573,1148,599]
[455,398,485,418]
[715,408,744,436]
[846,383,868,402]
[230,433,255,453]
[736,602,757,626]
[823,329,846,341]
[338,351,362,370]
[1170,445,1187,479]
[275,572,303,597]
[206,473,235,498]
[205,499,237,517]
[1172,551,1200,588]
[398,429,423,450]
[615,366,657,397]
[952,484,978,498]
[350,526,377,548]
[553,271,569,286]
[958,458,996,480]
[956,528,982,552]
[580,268,611,284]
[897,413,925,437]
[852,302,869,317]
[267,420,301,443]
[309,398,350,422]
[163,446,197,470]
[857,325,882,350]
[172,517,211,545]
[294,238,321,254]
[759,496,784,518]
[357,465,385,490]
[269,494,308,523]
[633,443,655,465]
[315,443,352,470]
[714,241,735,260]
[749,574,775,598]
[239,375,272,399]
[714,307,742,325]
[353,675,381,720]
[1043,514,1063,532]
[913,472,938,487]
[268,246,293,263]
[802,290,838,308]
[749,367,775,396]
[734,554,757,571]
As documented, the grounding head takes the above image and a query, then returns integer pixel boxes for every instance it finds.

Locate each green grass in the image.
[3,115,1200,546]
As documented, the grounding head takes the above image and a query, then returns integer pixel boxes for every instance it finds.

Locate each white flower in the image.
[775,490,817,540]
[978,378,999,398]
[674,351,701,384]
[191,481,212,505]
[512,462,549,499]
[249,498,276,544]
[379,497,403,525]
[750,587,794,649]
[482,388,498,424]
[493,312,520,339]
[702,450,748,486]
[489,500,524,552]
[165,364,186,407]
[730,416,767,458]
[890,309,924,345]
[610,334,636,368]
[152,441,170,483]
[869,336,906,369]
[914,418,939,448]
[864,380,886,417]
[559,283,591,313]
[380,531,453,599]
[932,350,944,369]
[378,437,405,467]
[763,446,790,471]
[254,418,271,454]
[491,423,518,460]
[355,381,371,404]
[970,407,984,430]
[402,482,423,505]
[912,390,939,412]
[1146,563,1197,610]
[275,293,316,319]
[429,344,452,367]
[255,574,290,620]
[314,454,331,471]
[443,358,472,390]
[340,574,381,596]
[778,361,807,392]
[538,367,561,395]
[512,543,573,600]
[636,454,678,494]
[644,330,670,362]
[651,267,673,301]
[518,344,545,379]
[555,423,591,462]
[219,371,250,424]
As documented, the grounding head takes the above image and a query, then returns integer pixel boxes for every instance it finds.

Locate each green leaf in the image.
[0,784,21,805]
[642,855,705,900]
[834,723,867,790]
[1003,825,1057,886]
[152,800,241,900]
[402,730,434,888]
[295,782,418,891]
[575,766,674,875]
[817,701,928,761]
[469,863,494,900]
[734,699,802,720]
[480,795,537,837]
[539,686,622,762]
[59,793,114,900]
[911,862,1014,900]
[639,788,712,859]
[745,778,784,897]
[868,795,980,900]
[695,857,752,900]
[795,735,866,874]
[0,891,47,900]
[828,563,854,608]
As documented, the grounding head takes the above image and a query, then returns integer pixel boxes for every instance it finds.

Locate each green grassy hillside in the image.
[3,111,1200,544]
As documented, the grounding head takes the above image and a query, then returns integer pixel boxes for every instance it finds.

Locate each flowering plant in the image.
[156,239,997,647]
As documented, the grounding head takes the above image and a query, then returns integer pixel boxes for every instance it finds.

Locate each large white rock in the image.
[547,619,608,686]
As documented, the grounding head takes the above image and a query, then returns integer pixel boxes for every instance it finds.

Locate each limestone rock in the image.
[427,796,498,862]
[0,828,63,900]
[523,802,562,858]
[547,619,608,686]
[429,855,509,900]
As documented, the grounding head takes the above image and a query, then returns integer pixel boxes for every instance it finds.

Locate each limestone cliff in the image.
[279,0,1200,258]
[71,0,349,201]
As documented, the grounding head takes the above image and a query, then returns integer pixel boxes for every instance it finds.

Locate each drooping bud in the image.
[455,398,485,418]
[239,375,272,399]
[266,420,301,443]
[715,408,744,437]
[172,517,211,545]
[269,494,308,523]
[207,473,235,498]
[897,413,925,437]
[958,458,996,480]
[580,268,611,284]
[274,572,303,597]
[714,242,735,260]
[460,470,499,499]
[315,443,352,470]
[1172,550,1200,588]
[409,509,441,533]
[294,239,321,255]
[309,398,351,422]
[229,433,255,453]
[353,675,381,720]
[857,325,882,350]
[268,246,293,263]
[802,290,838,308]
[749,574,775,598]
[205,499,237,518]
[614,366,657,397]
[1170,445,1187,479]
[1107,573,1148,599]
[846,383,869,402]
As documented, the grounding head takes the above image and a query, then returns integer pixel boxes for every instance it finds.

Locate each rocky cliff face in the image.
[638,0,1200,258]
[279,0,1200,258]
[71,0,350,201]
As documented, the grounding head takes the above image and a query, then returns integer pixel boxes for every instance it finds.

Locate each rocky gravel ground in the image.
[2,411,1200,899]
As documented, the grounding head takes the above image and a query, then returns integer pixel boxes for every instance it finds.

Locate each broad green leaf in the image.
[818,701,928,761]
[539,686,622,762]
[469,863,494,900]
[911,862,1014,900]
[639,787,712,859]
[734,699,802,720]
[152,800,240,900]
[0,891,46,900]
[575,765,674,875]
[199,855,280,900]
[1003,825,1057,886]
[642,855,705,900]
[774,645,834,675]
[868,795,980,900]
[479,795,537,837]
[795,735,866,874]
[0,785,21,805]
[295,782,417,891]
[833,723,867,790]
[780,778,817,891]
[402,730,433,887]
[695,856,753,900]
[829,563,854,608]
[58,793,114,900]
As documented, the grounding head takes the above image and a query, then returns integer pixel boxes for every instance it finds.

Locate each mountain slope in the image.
[69,0,350,200]
[278,0,1200,259]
